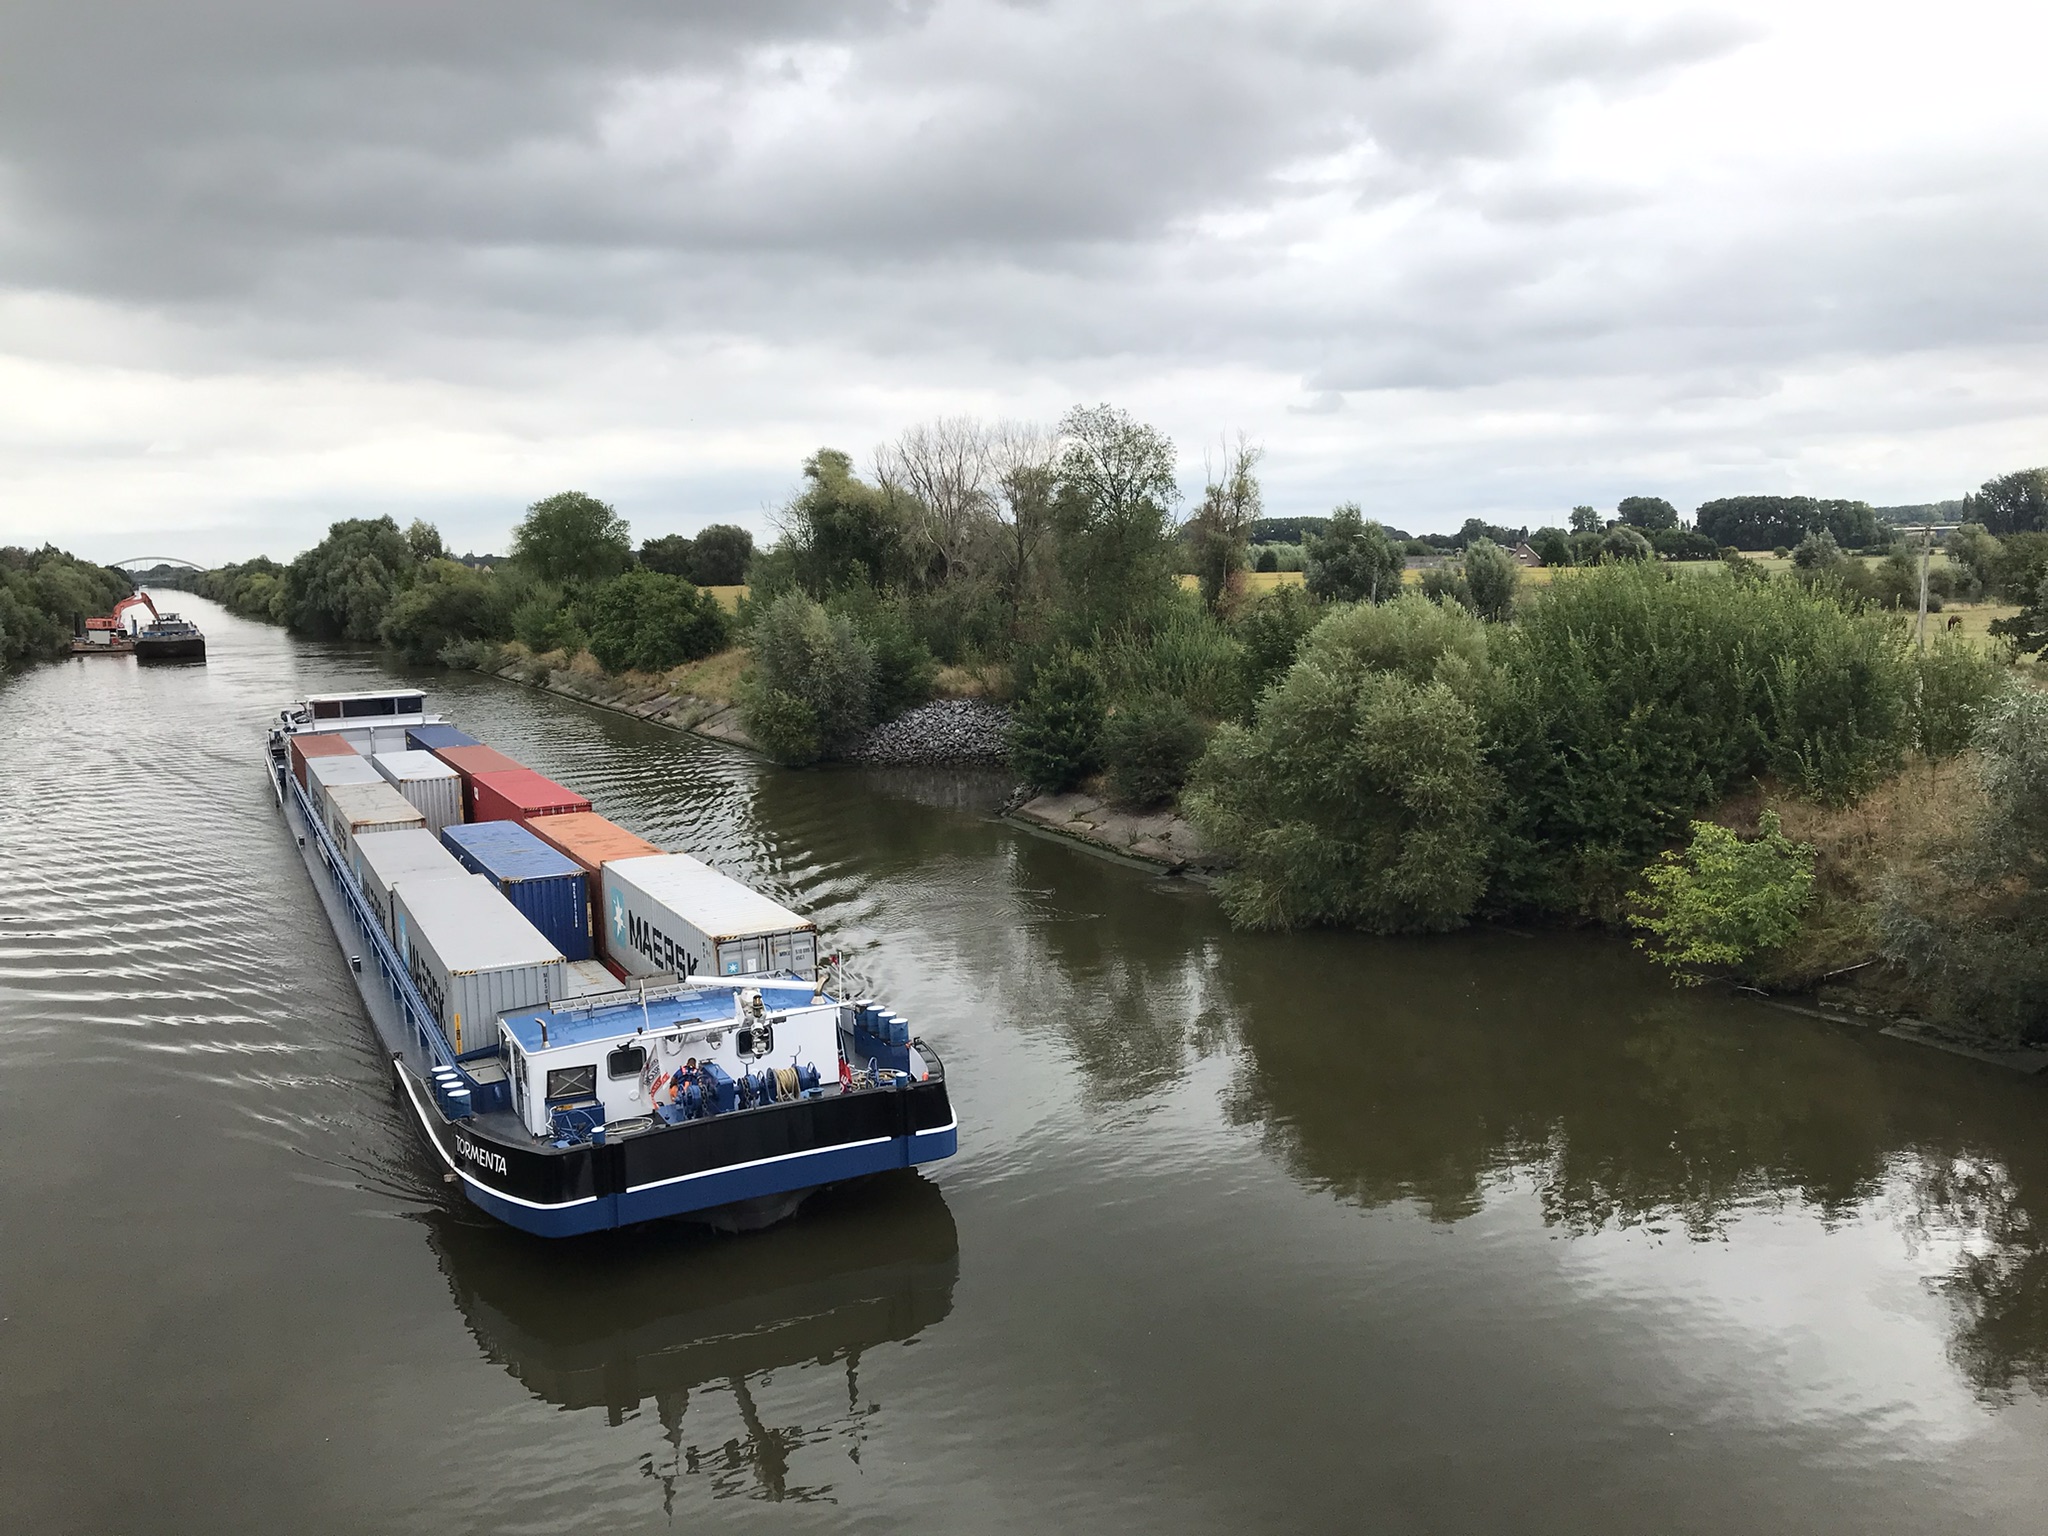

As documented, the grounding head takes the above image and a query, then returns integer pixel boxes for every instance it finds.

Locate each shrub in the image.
[1233,584,1320,710]
[380,558,505,663]
[829,591,936,718]
[1102,693,1208,807]
[1254,547,1279,573]
[742,591,874,758]
[1599,525,1654,563]
[1186,595,1499,932]
[587,569,730,673]
[1487,563,1911,913]
[1910,635,2005,759]
[1628,812,1816,984]
[1092,597,1246,722]
[1462,538,1521,622]
[743,687,824,766]
[1418,565,1468,608]
[687,524,754,587]
[1008,647,1106,791]
[1877,685,2048,1042]
[510,587,581,656]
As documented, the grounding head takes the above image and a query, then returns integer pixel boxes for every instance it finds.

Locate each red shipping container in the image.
[469,768,591,824]
[289,732,358,789]
[431,744,524,818]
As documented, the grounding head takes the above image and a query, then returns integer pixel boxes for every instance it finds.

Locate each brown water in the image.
[3,595,2046,1534]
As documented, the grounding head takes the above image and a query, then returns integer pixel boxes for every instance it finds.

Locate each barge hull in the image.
[279,755,955,1236]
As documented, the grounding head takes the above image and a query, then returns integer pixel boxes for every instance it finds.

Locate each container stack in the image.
[440,820,593,961]
[325,781,428,867]
[600,852,819,982]
[372,750,463,835]
[352,827,470,941]
[392,874,566,1055]
[290,732,359,790]
[469,767,591,825]
[522,812,664,971]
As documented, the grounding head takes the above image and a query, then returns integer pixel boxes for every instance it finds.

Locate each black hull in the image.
[135,636,206,661]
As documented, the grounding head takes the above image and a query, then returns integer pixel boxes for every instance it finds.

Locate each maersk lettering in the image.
[624,909,699,977]
[453,1133,509,1176]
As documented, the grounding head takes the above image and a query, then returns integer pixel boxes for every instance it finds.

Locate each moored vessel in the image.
[266,689,957,1237]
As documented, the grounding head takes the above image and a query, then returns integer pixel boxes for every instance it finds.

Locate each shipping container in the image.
[522,811,663,964]
[289,732,358,790]
[392,874,566,1056]
[470,767,591,825]
[440,820,592,962]
[305,754,383,823]
[432,743,526,818]
[600,852,819,982]
[371,750,463,834]
[324,780,428,869]
[559,958,624,999]
[405,724,478,753]
[351,828,470,941]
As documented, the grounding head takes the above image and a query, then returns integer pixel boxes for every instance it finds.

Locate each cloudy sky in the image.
[2,0,2045,564]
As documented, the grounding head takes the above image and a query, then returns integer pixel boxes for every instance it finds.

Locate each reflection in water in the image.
[1206,929,2048,1399]
[426,1173,958,1505]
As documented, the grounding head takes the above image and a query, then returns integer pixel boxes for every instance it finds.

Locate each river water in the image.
[3,594,2047,1534]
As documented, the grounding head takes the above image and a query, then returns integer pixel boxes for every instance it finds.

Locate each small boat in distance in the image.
[133,609,206,661]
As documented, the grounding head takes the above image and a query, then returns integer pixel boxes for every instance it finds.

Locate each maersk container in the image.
[600,852,820,982]
[440,820,592,962]
[371,750,463,835]
[522,811,663,965]
[432,744,526,818]
[290,732,358,790]
[324,780,427,869]
[392,874,566,1056]
[470,767,591,824]
[405,724,478,754]
[305,753,383,822]
[351,827,470,942]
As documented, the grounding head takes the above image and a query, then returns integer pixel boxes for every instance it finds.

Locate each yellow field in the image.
[703,584,748,613]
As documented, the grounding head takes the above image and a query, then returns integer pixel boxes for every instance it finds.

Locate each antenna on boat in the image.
[640,978,651,1035]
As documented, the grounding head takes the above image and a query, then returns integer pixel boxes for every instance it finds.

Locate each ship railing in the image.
[288,772,474,1090]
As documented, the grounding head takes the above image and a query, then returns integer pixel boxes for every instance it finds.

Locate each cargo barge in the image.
[266,689,957,1237]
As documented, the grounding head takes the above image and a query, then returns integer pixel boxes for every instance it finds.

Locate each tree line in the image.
[0,545,135,668]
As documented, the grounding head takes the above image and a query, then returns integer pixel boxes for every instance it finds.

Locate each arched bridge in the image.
[110,556,208,572]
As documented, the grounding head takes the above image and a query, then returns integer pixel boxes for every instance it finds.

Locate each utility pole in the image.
[1915,522,1932,651]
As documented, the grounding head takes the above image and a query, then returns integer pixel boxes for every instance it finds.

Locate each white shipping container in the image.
[600,853,819,982]
[305,754,382,824]
[393,874,566,1055]
[324,781,427,870]
[352,828,470,941]
[371,750,462,834]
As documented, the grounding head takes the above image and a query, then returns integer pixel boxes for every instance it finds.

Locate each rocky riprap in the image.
[846,699,1013,765]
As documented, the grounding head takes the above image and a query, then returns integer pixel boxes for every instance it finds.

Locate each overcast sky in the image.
[2,0,2045,563]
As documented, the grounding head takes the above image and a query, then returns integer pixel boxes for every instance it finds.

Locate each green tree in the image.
[1461,537,1521,622]
[512,492,633,586]
[740,591,874,762]
[688,524,754,586]
[1233,583,1321,707]
[638,534,694,577]
[1628,812,1816,984]
[1052,404,1182,632]
[773,450,910,596]
[1186,595,1499,932]
[828,588,936,720]
[1008,647,1107,791]
[1600,525,1654,563]
[1305,504,1403,603]
[379,558,505,662]
[1570,505,1603,534]
[586,569,730,673]
[1617,496,1680,531]
[1531,527,1572,566]
[1961,467,2048,536]
[406,519,446,564]
[284,516,414,640]
[1189,437,1262,614]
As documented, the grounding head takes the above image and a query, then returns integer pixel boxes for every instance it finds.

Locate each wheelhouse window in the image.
[606,1045,646,1080]
[545,1064,596,1101]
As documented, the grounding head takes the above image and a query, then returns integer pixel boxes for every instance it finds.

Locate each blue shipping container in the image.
[407,724,480,753]
[440,820,592,961]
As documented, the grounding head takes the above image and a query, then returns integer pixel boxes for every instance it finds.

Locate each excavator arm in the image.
[111,591,160,631]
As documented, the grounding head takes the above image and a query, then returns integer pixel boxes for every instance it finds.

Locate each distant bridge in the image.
[111,556,207,572]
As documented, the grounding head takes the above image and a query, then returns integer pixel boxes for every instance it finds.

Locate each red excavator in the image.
[71,590,207,662]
